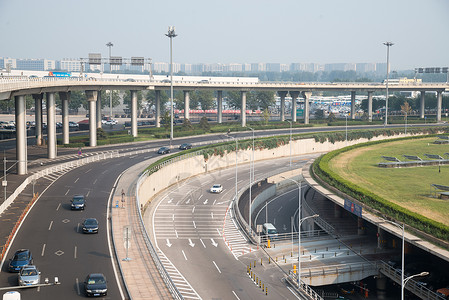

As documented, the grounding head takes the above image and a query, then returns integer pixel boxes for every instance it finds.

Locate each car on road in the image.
[84,273,108,297]
[18,265,40,286]
[161,79,171,83]
[71,195,85,210]
[69,121,79,129]
[179,143,192,150]
[105,119,117,126]
[210,184,223,193]
[8,249,33,272]
[157,147,171,154]
[82,218,99,234]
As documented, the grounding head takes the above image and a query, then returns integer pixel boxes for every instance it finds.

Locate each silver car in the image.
[18,265,40,286]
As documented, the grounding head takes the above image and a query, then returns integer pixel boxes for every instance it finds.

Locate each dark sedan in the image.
[71,195,85,210]
[179,143,192,150]
[157,146,171,154]
[8,249,33,272]
[82,218,99,234]
[84,273,108,297]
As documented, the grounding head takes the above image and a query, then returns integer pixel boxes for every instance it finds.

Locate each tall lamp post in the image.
[247,127,255,235]
[166,26,177,147]
[106,42,114,118]
[228,135,238,204]
[403,272,429,297]
[381,218,405,300]
[285,120,292,167]
[383,41,394,126]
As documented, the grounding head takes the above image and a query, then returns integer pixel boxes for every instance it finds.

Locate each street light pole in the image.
[106,42,113,118]
[403,272,429,297]
[383,41,394,127]
[247,127,255,235]
[166,26,177,148]
[381,218,404,300]
[285,120,292,167]
[228,135,238,204]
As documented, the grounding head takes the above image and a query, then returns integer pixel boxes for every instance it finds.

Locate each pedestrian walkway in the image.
[111,159,172,300]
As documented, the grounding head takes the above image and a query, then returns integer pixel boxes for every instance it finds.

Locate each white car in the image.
[210,184,223,193]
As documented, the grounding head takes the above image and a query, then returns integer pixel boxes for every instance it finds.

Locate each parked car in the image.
[69,121,79,129]
[157,147,171,154]
[8,249,33,272]
[82,218,99,234]
[179,143,192,150]
[84,273,108,297]
[210,184,223,193]
[71,195,85,210]
[18,265,40,286]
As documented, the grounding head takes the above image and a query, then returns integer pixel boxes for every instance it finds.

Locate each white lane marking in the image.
[176,201,180,206]
[277,206,283,212]
[175,230,178,238]
[86,190,90,197]
[213,261,221,274]
[77,223,80,233]
[211,212,214,219]
[74,246,77,259]
[213,199,216,205]
[200,239,206,248]
[198,194,203,200]
[74,177,79,183]
[216,228,221,236]
[76,278,80,295]
[65,189,70,195]
[193,221,196,229]
[168,198,173,204]
[172,214,175,221]
[182,250,188,260]
[188,239,195,247]
[48,221,53,231]
[93,179,97,185]
[211,238,218,247]
[203,199,208,205]
[232,291,241,300]
[166,239,172,247]
[56,203,61,211]
[86,168,92,173]
[41,244,46,256]
[186,198,190,204]
[192,206,195,213]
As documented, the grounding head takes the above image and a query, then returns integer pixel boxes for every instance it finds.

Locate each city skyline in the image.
[1,0,448,70]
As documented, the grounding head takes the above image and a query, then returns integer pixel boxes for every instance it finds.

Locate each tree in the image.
[225,91,242,109]
[123,90,144,110]
[162,111,171,131]
[199,116,210,131]
[101,91,121,111]
[254,91,275,110]
[191,90,214,111]
[327,111,337,122]
[401,101,412,118]
[315,109,325,119]
[182,118,194,131]
[262,108,270,125]
[69,91,87,112]
[146,90,169,113]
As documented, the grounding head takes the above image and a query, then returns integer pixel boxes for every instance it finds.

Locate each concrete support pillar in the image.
[377,226,385,249]
[437,90,443,122]
[96,91,102,129]
[277,91,288,121]
[130,90,138,137]
[59,92,70,145]
[290,91,300,122]
[217,90,223,123]
[357,217,366,235]
[46,92,57,159]
[15,96,27,175]
[350,91,356,120]
[155,90,161,128]
[367,91,373,122]
[302,91,312,124]
[184,90,190,120]
[85,91,97,147]
[241,91,247,127]
[33,94,43,146]
[420,91,425,119]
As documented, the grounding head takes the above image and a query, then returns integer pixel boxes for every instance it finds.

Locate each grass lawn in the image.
[329,137,449,226]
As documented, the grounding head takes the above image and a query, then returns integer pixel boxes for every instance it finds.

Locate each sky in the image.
[0,0,448,70]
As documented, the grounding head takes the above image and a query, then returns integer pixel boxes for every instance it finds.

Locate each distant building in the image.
[16,58,56,71]
[60,58,82,72]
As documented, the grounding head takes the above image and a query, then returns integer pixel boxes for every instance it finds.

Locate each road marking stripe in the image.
[74,246,77,259]
[41,244,46,256]
[76,278,80,295]
[74,177,79,183]
[56,203,61,211]
[213,261,221,273]
[182,250,187,260]
[48,221,53,231]
[232,291,241,300]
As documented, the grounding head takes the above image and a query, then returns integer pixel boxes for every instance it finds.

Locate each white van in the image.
[262,223,278,239]
[3,291,21,300]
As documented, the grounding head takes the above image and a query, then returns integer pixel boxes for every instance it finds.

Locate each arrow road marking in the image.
[188,239,195,247]
[168,198,173,204]
[166,239,172,247]
[211,238,218,247]
[203,199,208,205]
[186,198,190,204]
[283,224,287,231]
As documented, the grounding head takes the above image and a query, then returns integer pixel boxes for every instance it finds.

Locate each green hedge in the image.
[312,133,449,241]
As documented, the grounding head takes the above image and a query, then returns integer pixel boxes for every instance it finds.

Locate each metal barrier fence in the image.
[286,270,324,300]
[136,172,183,300]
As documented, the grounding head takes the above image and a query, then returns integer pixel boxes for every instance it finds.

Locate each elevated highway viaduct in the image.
[1,76,448,175]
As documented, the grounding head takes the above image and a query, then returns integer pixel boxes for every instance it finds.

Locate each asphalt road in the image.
[146,155,315,300]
